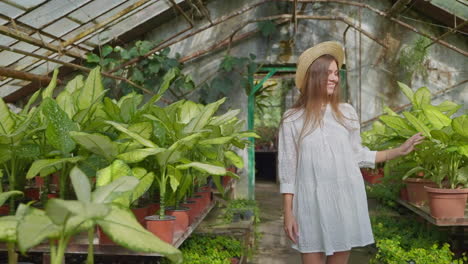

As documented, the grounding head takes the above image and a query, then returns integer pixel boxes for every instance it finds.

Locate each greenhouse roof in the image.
[0,0,184,100]
[0,0,467,103]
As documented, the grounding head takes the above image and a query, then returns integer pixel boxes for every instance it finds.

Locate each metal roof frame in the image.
[0,0,466,102]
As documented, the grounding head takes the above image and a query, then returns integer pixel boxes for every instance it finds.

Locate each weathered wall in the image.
[144,0,467,197]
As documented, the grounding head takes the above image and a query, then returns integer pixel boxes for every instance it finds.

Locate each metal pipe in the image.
[0,25,83,59]
[0,66,62,85]
[425,20,468,48]
[0,44,153,95]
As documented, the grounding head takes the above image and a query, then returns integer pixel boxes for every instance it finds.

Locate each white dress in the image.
[278,103,377,256]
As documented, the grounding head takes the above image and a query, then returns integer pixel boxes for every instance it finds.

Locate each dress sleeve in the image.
[347,105,377,169]
[278,119,297,194]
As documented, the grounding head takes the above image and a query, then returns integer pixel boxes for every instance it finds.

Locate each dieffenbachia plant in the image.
[17,166,182,264]
[378,82,467,188]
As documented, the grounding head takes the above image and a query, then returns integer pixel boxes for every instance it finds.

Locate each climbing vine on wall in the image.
[398,36,431,84]
[86,40,195,99]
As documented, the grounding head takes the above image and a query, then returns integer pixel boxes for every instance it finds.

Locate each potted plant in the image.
[16,166,182,264]
[377,83,458,205]
[422,114,468,218]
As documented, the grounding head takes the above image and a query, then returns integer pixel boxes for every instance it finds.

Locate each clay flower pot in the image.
[0,205,9,215]
[399,187,409,202]
[361,168,383,184]
[132,206,149,226]
[48,193,58,199]
[24,187,40,200]
[166,206,190,233]
[425,186,468,219]
[145,215,176,244]
[148,203,160,216]
[196,189,212,205]
[35,176,45,188]
[404,178,437,206]
[188,195,205,216]
[97,226,115,245]
[180,200,197,225]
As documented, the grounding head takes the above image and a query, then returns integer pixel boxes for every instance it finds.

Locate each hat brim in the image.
[295,41,344,92]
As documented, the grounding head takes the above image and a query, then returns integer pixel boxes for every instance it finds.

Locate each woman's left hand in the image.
[399,132,425,155]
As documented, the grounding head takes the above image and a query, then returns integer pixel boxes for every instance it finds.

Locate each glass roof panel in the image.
[0,2,25,18]
[86,0,175,45]
[0,34,16,46]
[0,84,26,97]
[0,17,8,25]
[0,50,25,66]
[18,0,90,28]
[68,0,124,24]
[15,0,47,9]
[42,17,81,36]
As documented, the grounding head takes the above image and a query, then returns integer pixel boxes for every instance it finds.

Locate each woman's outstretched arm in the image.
[375,132,425,163]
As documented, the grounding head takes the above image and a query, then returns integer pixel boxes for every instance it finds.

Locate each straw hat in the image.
[295,41,344,92]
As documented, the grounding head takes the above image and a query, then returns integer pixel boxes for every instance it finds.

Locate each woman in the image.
[278,41,424,264]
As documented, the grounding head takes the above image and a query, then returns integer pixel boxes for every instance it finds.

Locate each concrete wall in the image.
[144,0,467,197]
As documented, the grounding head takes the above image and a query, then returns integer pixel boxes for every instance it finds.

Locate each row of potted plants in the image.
[0,66,257,263]
[362,82,467,219]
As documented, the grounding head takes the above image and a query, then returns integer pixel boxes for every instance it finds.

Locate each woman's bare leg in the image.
[326,250,350,264]
[302,252,326,264]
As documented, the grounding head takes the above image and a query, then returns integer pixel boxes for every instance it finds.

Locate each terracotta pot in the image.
[0,205,9,215]
[132,206,149,226]
[48,193,58,199]
[188,195,204,216]
[97,226,115,245]
[167,206,190,233]
[25,187,40,200]
[35,176,45,188]
[425,186,468,219]
[222,176,231,187]
[399,187,409,202]
[199,185,210,192]
[196,190,211,207]
[404,178,437,206]
[180,200,197,225]
[145,215,176,244]
[148,203,160,216]
[361,168,383,184]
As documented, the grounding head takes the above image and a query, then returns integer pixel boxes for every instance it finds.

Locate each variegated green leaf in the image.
[96,205,182,263]
[402,111,431,138]
[26,156,84,179]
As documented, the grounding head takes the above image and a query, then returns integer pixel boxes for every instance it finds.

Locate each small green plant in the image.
[365,183,400,209]
[370,214,465,264]
[161,234,243,264]
[223,199,260,224]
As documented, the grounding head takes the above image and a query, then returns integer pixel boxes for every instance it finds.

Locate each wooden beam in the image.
[0,66,62,85]
[0,44,153,96]
[168,0,194,26]
[0,25,84,59]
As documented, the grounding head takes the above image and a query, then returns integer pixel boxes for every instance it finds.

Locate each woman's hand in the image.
[398,132,425,156]
[284,212,299,244]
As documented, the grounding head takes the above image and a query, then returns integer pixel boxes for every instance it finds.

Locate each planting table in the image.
[397,199,468,226]
[397,199,468,253]
[0,200,216,263]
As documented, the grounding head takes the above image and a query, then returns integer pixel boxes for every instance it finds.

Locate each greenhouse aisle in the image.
[251,180,373,264]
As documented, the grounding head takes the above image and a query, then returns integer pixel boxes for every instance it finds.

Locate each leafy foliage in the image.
[161,234,243,264]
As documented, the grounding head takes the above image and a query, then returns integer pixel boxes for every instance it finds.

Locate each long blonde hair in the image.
[282,54,354,145]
